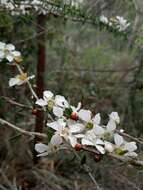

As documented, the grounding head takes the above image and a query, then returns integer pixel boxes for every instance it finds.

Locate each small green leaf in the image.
[64,107,73,118]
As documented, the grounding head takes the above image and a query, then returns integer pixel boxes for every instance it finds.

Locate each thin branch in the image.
[82,145,143,167]
[14,30,46,44]
[51,66,138,73]
[109,153,143,167]
[1,96,33,110]
[0,118,47,138]
[72,147,102,190]
[116,130,143,145]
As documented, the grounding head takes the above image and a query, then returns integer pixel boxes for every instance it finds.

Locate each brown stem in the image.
[34,14,47,162]
[0,118,47,138]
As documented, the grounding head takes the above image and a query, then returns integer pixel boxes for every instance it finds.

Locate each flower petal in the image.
[93,125,104,136]
[0,50,5,59]
[96,139,104,145]
[124,152,138,157]
[114,133,124,146]
[124,142,137,152]
[104,141,114,153]
[95,145,105,154]
[6,54,14,62]
[9,77,20,87]
[53,106,63,117]
[93,113,101,125]
[6,44,15,51]
[43,90,54,101]
[74,134,85,138]
[28,75,35,80]
[35,143,48,153]
[109,112,120,124]
[35,98,47,106]
[68,135,77,147]
[50,134,63,145]
[78,109,91,122]
[107,119,116,131]
[0,42,6,49]
[81,138,94,146]
[37,152,48,157]
[69,123,85,133]
[55,95,69,107]
[47,121,62,131]
[12,50,21,57]
[76,102,81,111]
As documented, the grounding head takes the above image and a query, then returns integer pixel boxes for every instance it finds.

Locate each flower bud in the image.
[32,108,38,116]
[94,154,102,162]
[70,112,78,121]
[75,143,82,151]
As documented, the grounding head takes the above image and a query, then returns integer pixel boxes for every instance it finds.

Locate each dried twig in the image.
[1,96,33,110]
[0,118,47,138]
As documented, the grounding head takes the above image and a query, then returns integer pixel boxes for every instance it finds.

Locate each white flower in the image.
[81,129,105,154]
[9,73,35,87]
[115,16,130,32]
[78,111,102,134]
[97,120,116,141]
[78,110,101,126]
[0,42,21,62]
[35,90,54,107]
[114,134,137,157]
[52,95,69,117]
[99,15,108,24]
[93,116,118,141]
[101,113,119,139]
[47,119,79,147]
[52,97,82,120]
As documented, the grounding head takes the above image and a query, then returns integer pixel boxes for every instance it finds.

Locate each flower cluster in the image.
[0,0,84,15]
[0,42,21,63]
[0,42,34,87]
[1,1,130,33]
[99,15,130,32]
[35,90,137,158]
[0,41,138,162]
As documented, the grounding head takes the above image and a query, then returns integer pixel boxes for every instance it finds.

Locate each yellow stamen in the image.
[18,73,28,81]
[14,56,23,64]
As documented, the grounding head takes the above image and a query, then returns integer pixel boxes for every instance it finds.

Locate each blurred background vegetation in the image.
[1,0,143,189]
